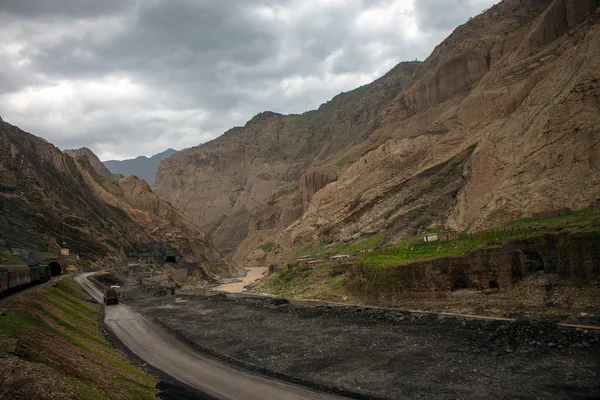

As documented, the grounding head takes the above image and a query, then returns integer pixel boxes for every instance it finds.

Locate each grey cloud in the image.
[0,0,499,160]
[414,0,497,32]
[0,0,128,18]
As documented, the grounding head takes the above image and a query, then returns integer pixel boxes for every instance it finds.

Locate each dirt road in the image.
[75,273,345,400]
[213,267,268,293]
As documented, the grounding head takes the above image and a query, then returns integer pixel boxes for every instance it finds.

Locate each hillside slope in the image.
[154,62,420,254]
[0,279,157,399]
[0,122,223,269]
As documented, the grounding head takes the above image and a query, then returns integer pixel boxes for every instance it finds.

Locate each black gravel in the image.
[123,283,600,400]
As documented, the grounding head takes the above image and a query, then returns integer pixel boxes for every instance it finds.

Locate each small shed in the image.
[307,260,322,268]
[423,234,439,243]
[330,254,350,264]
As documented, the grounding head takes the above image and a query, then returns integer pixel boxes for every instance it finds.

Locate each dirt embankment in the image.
[120,279,600,400]
[264,232,599,321]
[0,278,157,400]
[347,232,600,294]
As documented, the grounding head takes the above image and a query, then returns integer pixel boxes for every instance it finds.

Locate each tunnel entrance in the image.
[165,255,176,263]
[48,261,62,276]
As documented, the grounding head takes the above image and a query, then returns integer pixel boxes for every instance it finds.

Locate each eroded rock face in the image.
[155,62,419,255]
[0,122,225,270]
[300,167,338,212]
[274,0,600,261]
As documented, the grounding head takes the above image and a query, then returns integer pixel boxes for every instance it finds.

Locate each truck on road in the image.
[103,286,119,305]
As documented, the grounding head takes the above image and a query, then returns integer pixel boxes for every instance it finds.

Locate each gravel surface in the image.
[120,280,600,400]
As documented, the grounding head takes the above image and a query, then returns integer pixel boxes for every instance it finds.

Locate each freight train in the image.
[0,264,52,296]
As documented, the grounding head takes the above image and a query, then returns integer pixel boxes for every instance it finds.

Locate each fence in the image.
[466,225,535,241]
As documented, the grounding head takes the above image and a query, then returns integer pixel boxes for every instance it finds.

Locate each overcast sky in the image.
[0,0,499,160]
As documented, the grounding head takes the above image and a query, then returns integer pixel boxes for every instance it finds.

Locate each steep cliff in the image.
[0,122,224,270]
[155,62,420,254]
[278,0,600,258]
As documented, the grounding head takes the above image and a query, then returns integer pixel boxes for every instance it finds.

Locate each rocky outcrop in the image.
[63,147,122,180]
[155,62,419,255]
[300,167,338,212]
[104,148,178,187]
[0,122,225,271]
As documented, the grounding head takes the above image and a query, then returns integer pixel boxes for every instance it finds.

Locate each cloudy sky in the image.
[0,0,499,160]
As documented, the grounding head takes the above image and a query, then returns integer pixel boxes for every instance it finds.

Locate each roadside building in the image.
[423,233,439,243]
[296,256,313,266]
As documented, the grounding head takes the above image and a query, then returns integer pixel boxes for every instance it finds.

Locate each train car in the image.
[7,265,31,289]
[0,267,8,296]
[1,264,53,296]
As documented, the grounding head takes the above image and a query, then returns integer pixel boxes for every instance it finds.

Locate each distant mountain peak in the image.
[103,148,178,187]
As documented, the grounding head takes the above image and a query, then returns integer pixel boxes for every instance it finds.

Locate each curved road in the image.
[75,273,345,400]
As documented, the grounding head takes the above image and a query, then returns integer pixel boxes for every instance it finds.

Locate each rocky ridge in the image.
[63,147,122,180]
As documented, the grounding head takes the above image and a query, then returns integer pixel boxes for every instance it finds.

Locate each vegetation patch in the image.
[0,246,25,264]
[263,264,355,302]
[256,242,274,253]
[0,278,157,399]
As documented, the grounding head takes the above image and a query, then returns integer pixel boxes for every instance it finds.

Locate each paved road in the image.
[75,273,345,400]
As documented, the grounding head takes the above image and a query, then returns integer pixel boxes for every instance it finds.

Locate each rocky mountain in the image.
[104,148,178,187]
[0,122,224,270]
[154,62,420,255]
[276,0,600,258]
[156,0,600,264]
[64,147,123,180]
